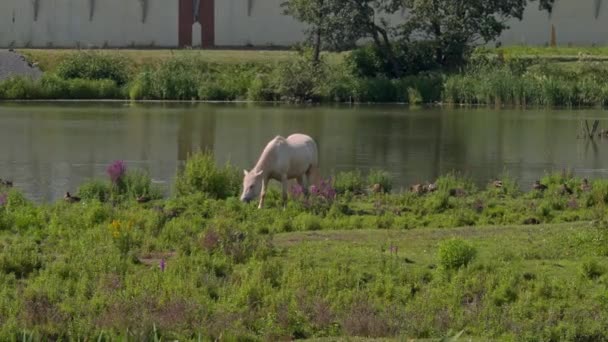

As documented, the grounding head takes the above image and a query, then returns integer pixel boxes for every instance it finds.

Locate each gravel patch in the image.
[0,49,43,81]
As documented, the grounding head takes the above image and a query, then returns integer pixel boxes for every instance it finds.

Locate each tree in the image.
[282,0,403,75]
[398,0,555,67]
[283,0,554,74]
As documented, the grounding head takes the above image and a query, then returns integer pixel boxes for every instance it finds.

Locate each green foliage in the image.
[0,74,121,100]
[367,169,392,193]
[348,42,440,78]
[443,60,608,107]
[1,167,608,340]
[437,238,477,269]
[77,179,111,202]
[174,152,240,199]
[334,171,365,195]
[56,51,132,85]
[580,258,605,279]
[123,170,163,201]
[272,50,325,102]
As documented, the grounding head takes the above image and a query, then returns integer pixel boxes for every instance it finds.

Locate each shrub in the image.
[272,50,325,102]
[56,51,132,85]
[123,170,163,201]
[347,42,439,79]
[0,77,38,99]
[198,80,230,101]
[247,74,277,101]
[174,152,240,199]
[334,171,365,195]
[77,179,111,202]
[437,238,477,269]
[367,170,392,193]
[152,58,202,100]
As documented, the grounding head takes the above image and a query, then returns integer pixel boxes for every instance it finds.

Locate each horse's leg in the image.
[297,175,308,196]
[281,175,288,209]
[258,178,267,209]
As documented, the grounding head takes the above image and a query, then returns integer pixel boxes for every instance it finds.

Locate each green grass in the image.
[8,47,608,105]
[18,49,347,72]
[2,154,608,340]
[479,45,608,61]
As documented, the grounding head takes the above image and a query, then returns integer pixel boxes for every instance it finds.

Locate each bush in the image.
[174,152,240,199]
[77,179,111,202]
[151,57,203,100]
[347,42,440,79]
[437,238,477,269]
[123,170,163,201]
[56,51,132,86]
[367,170,392,193]
[0,77,38,99]
[334,171,365,195]
[247,74,277,101]
[272,50,325,103]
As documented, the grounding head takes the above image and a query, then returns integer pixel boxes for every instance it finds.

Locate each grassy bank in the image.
[3,47,608,104]
[1,154,608,340]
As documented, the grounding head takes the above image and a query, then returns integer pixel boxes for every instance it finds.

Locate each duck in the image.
[64,192,81,203]
[532,180,548,191]
[449,188,467,197]
[559,183,573,196]
[581,178,592,192]
[425,182,438,193]
[409,184,426,195]
[137,195,151,203]
[370,183,384,194]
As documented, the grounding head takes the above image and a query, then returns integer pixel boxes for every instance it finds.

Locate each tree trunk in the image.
[313,28,321,64]
[371,26,402,78]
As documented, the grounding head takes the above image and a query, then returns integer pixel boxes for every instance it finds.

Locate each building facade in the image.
[0,0,605,48]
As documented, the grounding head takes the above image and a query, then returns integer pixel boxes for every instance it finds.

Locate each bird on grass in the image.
[137,195,151,204]
[532,180,548,191]
[581,178,592,192]
[64,192,81,203]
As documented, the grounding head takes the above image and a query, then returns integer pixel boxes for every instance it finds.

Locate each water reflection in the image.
[0,102,607,202]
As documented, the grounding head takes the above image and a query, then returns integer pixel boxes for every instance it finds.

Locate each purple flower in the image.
[159,258,166,272]
[107,160,127,184]
[290,184,304,198]
[0,193,6,207]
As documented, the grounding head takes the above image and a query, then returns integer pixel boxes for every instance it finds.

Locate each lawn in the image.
[17,49,347,72]
[18,46,608,73]
[1,154,608,340]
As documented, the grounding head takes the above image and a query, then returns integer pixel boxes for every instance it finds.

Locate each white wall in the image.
[0,0,606,48]
[0,0,179,48]
[214,0,307,46]
[499,1,608,45]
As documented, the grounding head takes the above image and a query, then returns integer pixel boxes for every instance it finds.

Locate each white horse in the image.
[240,134,319,209]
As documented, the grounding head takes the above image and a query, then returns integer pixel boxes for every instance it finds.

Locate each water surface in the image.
[0,102,607,202]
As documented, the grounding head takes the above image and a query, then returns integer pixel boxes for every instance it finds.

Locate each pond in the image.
[0,102,607,202]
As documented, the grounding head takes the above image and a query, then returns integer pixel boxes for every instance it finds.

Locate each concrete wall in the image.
[0,0,606,48]
[214,0,307,46]
[0,0,178,48]
[499,1,608,45]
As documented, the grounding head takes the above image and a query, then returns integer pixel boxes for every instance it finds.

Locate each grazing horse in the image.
[240,134,319,209]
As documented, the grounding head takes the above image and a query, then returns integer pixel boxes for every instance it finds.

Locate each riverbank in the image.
[2,47,608,105]
[1,154,608,340]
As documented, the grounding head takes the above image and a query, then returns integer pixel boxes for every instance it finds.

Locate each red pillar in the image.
[178,0,194,47]
[200,0,215,48]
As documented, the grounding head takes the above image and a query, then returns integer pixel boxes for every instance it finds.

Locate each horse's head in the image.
[240,169,263,203]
